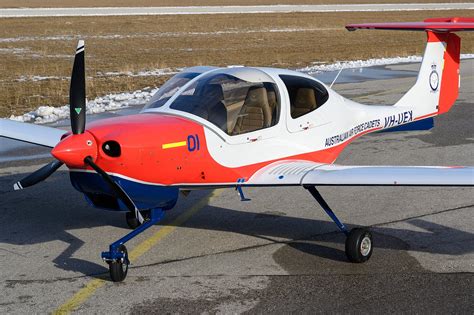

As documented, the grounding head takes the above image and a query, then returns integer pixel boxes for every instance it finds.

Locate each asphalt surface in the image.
[1,3,473,17]
[0,61,473,313]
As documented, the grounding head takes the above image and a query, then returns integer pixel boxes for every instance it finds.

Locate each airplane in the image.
[1,17,473,282]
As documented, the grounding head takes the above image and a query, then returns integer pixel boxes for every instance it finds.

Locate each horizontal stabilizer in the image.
[0,119,66,148]
[346,17,474,32]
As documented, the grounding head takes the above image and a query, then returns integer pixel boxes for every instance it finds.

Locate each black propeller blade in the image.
[70,40,86,135]
[13,40,86,191]
[13,160,63,190]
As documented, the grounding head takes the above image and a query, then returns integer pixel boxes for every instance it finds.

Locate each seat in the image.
[200,84,227,132]
[291,88,317,118]
[233,86,272,135]
[267,90,278,125]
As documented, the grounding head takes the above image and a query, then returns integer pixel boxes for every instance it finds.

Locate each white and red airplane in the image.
[1,17,473,282]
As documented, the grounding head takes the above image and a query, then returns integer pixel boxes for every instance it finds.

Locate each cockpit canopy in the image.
[143,67,330,136]
[169,69,279,135]
[143,66,217,110]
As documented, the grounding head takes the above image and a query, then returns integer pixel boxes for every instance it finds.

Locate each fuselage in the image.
[52,66,434,211]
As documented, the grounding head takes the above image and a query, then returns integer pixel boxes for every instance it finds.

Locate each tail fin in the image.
[346,17,474,118]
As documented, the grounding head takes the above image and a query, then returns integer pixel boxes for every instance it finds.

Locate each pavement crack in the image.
[133,241,283,270]
[0,247,27,257]
[125,271,474,279]
[370,203,474,228]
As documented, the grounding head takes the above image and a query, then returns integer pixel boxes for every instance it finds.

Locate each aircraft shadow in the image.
[1,170,472,278]
[172,204,473,260]
[0,171,123,277]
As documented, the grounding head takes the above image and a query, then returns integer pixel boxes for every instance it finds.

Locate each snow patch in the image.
[98,68,178,78]
[10,87,158,124]
[0,27,338,43]
[0,47,29,54]
[298,54,474,74]
[16,75,69,82]
[15,68,176,82]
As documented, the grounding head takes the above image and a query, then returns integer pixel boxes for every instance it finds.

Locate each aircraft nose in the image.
[51,131,98,168]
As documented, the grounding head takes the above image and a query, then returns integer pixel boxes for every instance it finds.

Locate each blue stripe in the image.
[70,172,179,211]
[379,117,434,133]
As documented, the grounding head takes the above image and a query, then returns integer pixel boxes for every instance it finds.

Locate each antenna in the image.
[329,64,345,88]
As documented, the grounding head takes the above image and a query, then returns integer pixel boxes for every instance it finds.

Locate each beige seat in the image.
[233,87,272,135]
[291,88,317,118]
[267,90,278,124]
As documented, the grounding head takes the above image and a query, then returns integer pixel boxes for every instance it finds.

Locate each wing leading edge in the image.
[247,161,474,187]
[0,119,66,148]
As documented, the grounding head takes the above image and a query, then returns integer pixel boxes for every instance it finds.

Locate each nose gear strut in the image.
[102,208,165,282]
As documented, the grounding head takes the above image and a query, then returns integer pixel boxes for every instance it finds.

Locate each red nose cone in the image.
[51,131,98,168]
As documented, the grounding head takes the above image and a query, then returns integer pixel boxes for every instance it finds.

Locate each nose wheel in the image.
[108,244,129,282]
[102,208,165,282]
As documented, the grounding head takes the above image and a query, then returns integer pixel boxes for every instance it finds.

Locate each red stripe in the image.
[414,112,437,121]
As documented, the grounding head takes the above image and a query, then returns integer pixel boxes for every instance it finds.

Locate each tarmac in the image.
[0,60,472,313]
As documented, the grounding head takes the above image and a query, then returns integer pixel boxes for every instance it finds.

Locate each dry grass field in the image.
[0,0,465,8]
[1,10,473,117]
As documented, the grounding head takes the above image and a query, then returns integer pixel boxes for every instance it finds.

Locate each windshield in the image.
[143,72,200,110]
[170,71,279,135]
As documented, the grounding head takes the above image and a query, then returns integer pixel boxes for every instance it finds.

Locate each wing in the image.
[0,119,66,148]
[247,160,474,187]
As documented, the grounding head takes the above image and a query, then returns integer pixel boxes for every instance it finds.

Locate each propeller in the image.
[13,40,86,190]
[13,160,63,190]
[70,40,86,135]
[14,40,144,223]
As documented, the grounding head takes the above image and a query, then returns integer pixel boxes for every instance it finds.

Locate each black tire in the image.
[345,228,373,263]
[109,245,129,282]
[125,210,151,229]
[125,212,140,229]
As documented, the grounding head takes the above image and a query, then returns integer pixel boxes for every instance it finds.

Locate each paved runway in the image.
[1,3,473,17]
[0,60,473,313]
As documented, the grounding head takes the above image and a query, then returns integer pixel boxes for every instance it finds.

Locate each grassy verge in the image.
[1,10,473,117]
[0,0,465,8]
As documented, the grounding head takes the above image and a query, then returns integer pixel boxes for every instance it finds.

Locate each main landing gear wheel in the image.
[345,228,373,263]
[109,245,129,282]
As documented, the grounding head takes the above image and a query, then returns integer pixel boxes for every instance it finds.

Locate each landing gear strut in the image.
[102,208,165,282]
[305,186,373,263]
